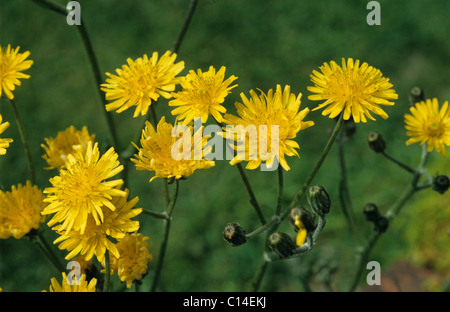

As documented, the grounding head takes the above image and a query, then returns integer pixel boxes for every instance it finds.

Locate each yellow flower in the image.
[53,189,141,262]
[404,98,450,156]
[109,233,152,288]
[101,51,185,117]
[293,216,307,246]
[131,116,215,182]
[44,272,97,292]
[169,66,238,124]
[0,181,46,239]
[308,58,398,123]
[0,114,13,155]
[0,44,33,100]
[41,126,95,170]
[42,141,126,235]
[222,85,314,171]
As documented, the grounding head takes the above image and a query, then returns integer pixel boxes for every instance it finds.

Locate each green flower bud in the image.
[268,232,296,258]
[223,223,247,247]
[307,185,331,216]
[374,216,389,234]
[409,86,425,106]
[368,131,386,153]
[289,206,316,233]
[432,175,449,194]
[363,203,380,222]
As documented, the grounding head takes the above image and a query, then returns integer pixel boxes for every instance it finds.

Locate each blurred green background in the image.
[0,0,449,292]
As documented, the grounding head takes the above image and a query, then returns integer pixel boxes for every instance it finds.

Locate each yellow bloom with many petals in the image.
[169,66,238,124]
[0,181,46,239]
[308,58,398,123]
[0,44,33,100]
[131,116,215,182]
[0,114,13,155]
[404,98,450,156]
[109,233,152,288]
[101,51,184,117]
[41,126,95,170]
[222,85,314,171]
[44,272,97,292]
[42,141,126,235]
[53,189,141,262]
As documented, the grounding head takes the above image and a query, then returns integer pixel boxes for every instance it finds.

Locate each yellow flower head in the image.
[404,98,450,156]
[53,189,141,262]
[222,85,314,171]
[109,232,152,288]
[308,58,398,123]
[293,216,307,247]
[0,114,13,155]
[0,181,46,239]
[169,66,238,124]
[0,44,33,100]
[42,141,126,235]
[44,272,97,292]
[131,116,215,182]
[101,51,185,117]
[41,126,95,170]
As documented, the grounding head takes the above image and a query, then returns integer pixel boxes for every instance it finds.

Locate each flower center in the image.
[426,118,444,137]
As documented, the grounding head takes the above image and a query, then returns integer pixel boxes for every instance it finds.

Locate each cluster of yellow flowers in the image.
[1,42,449,292]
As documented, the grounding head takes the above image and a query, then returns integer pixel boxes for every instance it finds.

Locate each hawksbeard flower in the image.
[101,51,185,117]
[41,125,95,170]
[222,85,314,171]
[0,181,46,239]
[0,114,13,155]
[308,58,398,123]
[131,116,215,182]
[404,98,450,156]
[43,272,97,292]
[0,44,33,100]
[169,66,238,124]
[52,189,141,262]
[42,141,126,235]
[108,232,152,288]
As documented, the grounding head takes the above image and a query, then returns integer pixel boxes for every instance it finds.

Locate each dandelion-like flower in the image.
[109,233,152,288]
[43,272,97,292]
[42,141,126,235]
[0,114,13,155]
[53,189,141,262]
[131,116,215,182]
[41,126,95,170]
[404,98,450,156]
[222,85,314,171]
[0,181,46,239]
[101,51,185,117]
[0,44,33,100]
[169,66,238,124]
[308,58,398,123]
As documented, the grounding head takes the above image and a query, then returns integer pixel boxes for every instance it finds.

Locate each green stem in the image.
[141,209,168,220]
[103,250,110,292]
[172,0,199,54]
[275,166,283,216]
[9,99,36,184]
[381,151,416,174]
[250,254,269,291]
[245,217,280,240]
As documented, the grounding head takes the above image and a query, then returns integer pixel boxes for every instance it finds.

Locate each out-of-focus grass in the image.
[0,0,449,291]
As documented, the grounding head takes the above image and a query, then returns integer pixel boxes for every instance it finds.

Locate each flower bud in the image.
[432,175,449,194]
[368,131,386,153]
[289,207,315,233]
[363,203,380,222]
[374,216,389,234]
[223,223,247,247]
[307,185,331,216]
[268,232,296,258]
[409,86,425,106]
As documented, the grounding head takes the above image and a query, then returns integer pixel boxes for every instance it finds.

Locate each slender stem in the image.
[103,250,110,292]
[151,180,179,292]
[172,0,199,54]
[251,254,269,291]
[275,166,283,216]
[9,99,36,184]
[381,151,416,174]
[141,209,168,220]
[245,217,280,240]
[37,231,64,272]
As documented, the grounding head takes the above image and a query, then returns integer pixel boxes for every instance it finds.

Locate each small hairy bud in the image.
[223,223,247,247]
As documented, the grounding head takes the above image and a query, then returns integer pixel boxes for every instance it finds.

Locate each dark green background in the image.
[0,0,449,292]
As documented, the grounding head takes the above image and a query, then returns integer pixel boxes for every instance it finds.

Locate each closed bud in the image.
[409,86,425,106]
[368,131,386,153]
[374,216,389,234]
[289,207,315,233]
[268,232,296,258]
[223,223,247,247]
[307,185,331,216]
[363,203,380,222]
[432,175,449,194]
